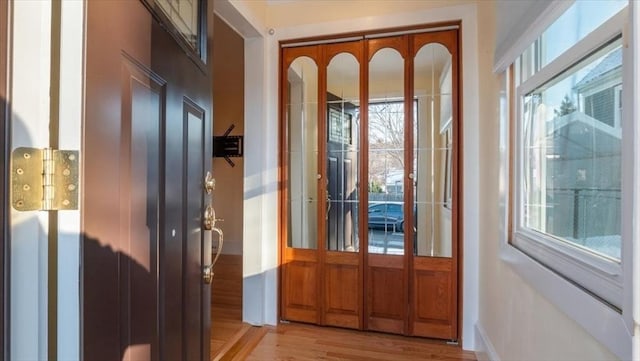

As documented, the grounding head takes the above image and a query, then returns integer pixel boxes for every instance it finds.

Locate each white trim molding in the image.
[474,324,501,361]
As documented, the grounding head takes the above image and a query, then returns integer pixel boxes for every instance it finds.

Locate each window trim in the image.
[502,5,633,359]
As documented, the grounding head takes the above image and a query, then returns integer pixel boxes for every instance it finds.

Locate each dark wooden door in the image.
[83,1,212,360]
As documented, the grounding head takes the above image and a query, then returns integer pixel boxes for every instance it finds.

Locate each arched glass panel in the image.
[412,43,453,257]
[326,52,360,252]
[287,56,318,249]
[367,48,405,255]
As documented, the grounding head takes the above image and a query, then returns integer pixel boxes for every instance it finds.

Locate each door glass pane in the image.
[287,56,318,249]
[327,52,360,252]
[413,43,453,258]
[155,0,201,53]
[368,48,405,255]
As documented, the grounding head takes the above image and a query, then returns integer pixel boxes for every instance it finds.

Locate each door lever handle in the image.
[211,226,224,268]
[203,204,224,284]
[326,191,332,220]
[203,226,224,284]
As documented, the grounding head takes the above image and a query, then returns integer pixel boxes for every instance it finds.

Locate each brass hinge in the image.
[11,147,79,211]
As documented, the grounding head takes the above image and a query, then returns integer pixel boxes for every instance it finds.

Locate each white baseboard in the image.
[475,323,501,361]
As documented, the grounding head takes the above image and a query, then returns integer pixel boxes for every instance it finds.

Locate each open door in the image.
[83,0,214,359]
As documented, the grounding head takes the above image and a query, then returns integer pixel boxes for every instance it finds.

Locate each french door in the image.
[280,25,460,340]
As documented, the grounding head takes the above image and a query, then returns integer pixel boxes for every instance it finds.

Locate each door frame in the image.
[1,0,10,357]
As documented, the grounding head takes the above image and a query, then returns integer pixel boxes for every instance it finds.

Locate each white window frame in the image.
[502,6,633,360]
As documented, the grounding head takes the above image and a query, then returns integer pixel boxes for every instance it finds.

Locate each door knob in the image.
[204,171,215,194]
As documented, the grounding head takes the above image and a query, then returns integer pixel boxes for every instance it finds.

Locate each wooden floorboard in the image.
[211,254,245,361]
[244,323,477,361]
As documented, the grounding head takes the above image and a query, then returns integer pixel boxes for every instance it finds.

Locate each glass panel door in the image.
[281,47,321,324]
[280,28,460,341]
[410,31,458,340]
[365,38,408,334]
[322,43,363,329]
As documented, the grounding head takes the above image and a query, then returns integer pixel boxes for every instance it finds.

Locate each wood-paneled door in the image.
[281,45,322,324]
[323,42,363,329]
[83,0,213,359]
[365,35,410,335]
[408,30,459,340]
[280,26,460,342]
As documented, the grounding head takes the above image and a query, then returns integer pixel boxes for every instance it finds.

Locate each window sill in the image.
[499,242,631,360]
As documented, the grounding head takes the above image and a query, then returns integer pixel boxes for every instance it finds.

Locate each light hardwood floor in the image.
[245,323,477,361]
[211,254,246,360]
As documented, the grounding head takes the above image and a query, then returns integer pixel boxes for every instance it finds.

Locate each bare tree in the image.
[368,101,405,191]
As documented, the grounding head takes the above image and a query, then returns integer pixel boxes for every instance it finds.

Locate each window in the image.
[512,3,628,311]
[521,39,622,262]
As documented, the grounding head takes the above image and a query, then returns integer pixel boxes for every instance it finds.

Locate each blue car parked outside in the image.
[367,202,404,232]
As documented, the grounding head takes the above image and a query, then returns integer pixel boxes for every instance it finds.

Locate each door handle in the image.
[203,226,224,284]
[326,191,331,220]
[203,264,213,284]
[203,204,224,284]
[211,226,224,268]
[203,204,224,232]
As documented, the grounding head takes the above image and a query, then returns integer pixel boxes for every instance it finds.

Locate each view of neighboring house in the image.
[538,47,622,259]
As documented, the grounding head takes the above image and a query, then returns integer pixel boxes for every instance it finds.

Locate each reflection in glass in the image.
[522,41,622,261]
[413,43,453,257]
[368,48,405,255]
[327,52,360,252]
[287,56,318,249]
[155,0,201,52]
